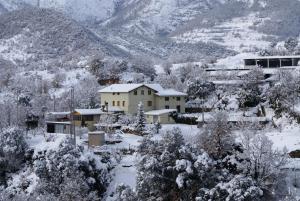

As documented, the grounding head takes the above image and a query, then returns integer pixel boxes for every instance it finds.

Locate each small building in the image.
[145,109,177,124]
[88,131,105,147]
[46,121,71,134]
[244,55,300,68]
[99,84,187,115]
[73,109,106,131]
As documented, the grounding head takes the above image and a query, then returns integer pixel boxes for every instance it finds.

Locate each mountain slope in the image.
[0,7,128,69]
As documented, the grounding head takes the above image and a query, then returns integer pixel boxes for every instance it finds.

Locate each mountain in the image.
[1,0,300,63]
[0,7,129,70]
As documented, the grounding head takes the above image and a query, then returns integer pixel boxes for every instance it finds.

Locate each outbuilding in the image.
[145,109,177,124]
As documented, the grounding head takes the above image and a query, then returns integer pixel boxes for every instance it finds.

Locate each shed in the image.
[46,121,71,134]
[88,131,105,147]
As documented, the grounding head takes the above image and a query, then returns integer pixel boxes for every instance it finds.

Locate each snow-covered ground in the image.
[105,154,138,201]
[173,13,274,52]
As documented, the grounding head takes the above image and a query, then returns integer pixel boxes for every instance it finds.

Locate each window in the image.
[113,93,115,95]
[141,90,144,95]
[165,105,169,109]
[117,93,120,95]
[122,101,125,107]
[147,101,152,107]
[83,115,93,121]
[148,90,151,95]
[176,105,181,112]
[176,97,181,101]
[165,97,169,101]
[117,101,120,106]
[112,101,115,106]
[73,115,81,121]
[134,90,137,95]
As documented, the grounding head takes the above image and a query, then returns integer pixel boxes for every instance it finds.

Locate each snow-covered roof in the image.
[212,80,244,85]
[107,106,124,112]
[245,55,300,60]
[155,89,187,97]
[74,109,104,115]
[145,109,177,115]
[46,121,71,125]
[98,84,164,93]
[47,111,70,115]
[98,83,186,97]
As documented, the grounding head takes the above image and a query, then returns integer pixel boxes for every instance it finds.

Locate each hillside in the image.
[0,7,129,70]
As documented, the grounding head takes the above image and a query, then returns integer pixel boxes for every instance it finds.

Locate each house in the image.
[99,84,187,116]
[145,109,177,124]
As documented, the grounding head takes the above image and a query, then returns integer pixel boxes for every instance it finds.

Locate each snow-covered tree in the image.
[153,121,162,134]
[136,128,217,201]
[198,111,234,159]
[239,133,288,191]
[134,102,146,134]
[115,184,137,201]
[284,37,298,53]
[187,80,216,100]
[0,127,28,185]
[33,138,111,200]
[239,68,265,108]
[197,175,262,201]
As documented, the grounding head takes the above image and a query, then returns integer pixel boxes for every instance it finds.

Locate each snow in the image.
[98,83,185,96]
[155,89,187,96]
[27,133,69,153]
[75,108,104,115]
[23,0,115,22]
[145,109,177,116]
[99,84,143,93]
[265,127,300,152]
[0,30,34,64]
[173,13,273,52]
[106,155,138,200]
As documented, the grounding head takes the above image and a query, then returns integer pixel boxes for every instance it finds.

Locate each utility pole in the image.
[37,0,40,8]
[69,87,76,146]
[53,95,56,112]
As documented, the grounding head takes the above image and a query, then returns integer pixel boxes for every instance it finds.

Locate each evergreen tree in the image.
[135,102,146,134]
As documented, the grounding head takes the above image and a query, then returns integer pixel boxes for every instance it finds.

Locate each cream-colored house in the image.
[99,84,186,117]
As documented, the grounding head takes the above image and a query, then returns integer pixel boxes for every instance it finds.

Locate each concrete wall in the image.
[100,92,130,112]
[146,113,175,124]
[128,86,156,114]
[88,132,105,147]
